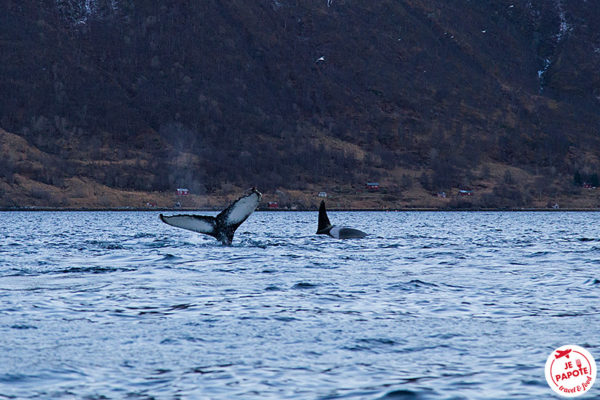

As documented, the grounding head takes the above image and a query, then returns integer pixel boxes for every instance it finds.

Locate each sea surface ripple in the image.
[0,211,599,399]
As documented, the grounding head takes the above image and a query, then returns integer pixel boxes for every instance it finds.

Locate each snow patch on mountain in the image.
[55,0,119,26]
[554,0,571,43]
[532,0,573,93]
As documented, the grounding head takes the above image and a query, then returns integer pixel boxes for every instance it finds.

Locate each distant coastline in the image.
[2,207,600,212]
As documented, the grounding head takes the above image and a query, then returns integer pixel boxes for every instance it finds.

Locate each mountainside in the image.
[2,0,600,209]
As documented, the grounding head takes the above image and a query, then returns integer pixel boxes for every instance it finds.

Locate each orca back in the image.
[337,227,368,239]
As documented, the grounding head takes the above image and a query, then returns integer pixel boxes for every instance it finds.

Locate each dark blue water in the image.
[1,211,599,399]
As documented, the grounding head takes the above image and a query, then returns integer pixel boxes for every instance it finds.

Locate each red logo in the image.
[545,345,596,397]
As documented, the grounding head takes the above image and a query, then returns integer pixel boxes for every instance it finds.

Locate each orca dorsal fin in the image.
[317,200,333,234]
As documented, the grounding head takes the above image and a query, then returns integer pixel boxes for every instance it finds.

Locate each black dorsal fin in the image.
[317,200,333,234]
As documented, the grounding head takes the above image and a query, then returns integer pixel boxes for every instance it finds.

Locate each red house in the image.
[176,188,189,196]
[366,182,380,192]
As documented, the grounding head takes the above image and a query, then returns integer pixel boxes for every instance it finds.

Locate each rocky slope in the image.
[1,0,600,209]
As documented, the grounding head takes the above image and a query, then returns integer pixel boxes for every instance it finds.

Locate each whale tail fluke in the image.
[159,213,218,237]
[160,188,262,244]
[317,200,333,234]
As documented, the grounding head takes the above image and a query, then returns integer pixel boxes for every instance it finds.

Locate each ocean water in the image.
[0,211,599,399]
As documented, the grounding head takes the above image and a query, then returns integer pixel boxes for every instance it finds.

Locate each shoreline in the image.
[2,207,600,212]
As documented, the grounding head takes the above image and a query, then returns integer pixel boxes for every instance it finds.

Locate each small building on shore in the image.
[366,182,380,192]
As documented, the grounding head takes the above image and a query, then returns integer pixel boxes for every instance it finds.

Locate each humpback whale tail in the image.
[317,200,333,234]
[316,200,367,239]
[160,188,262,245]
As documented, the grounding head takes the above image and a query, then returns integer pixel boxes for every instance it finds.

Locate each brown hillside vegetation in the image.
[1,1,600,209]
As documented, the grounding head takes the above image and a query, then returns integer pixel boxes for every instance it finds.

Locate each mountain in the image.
[1,0,600,209]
